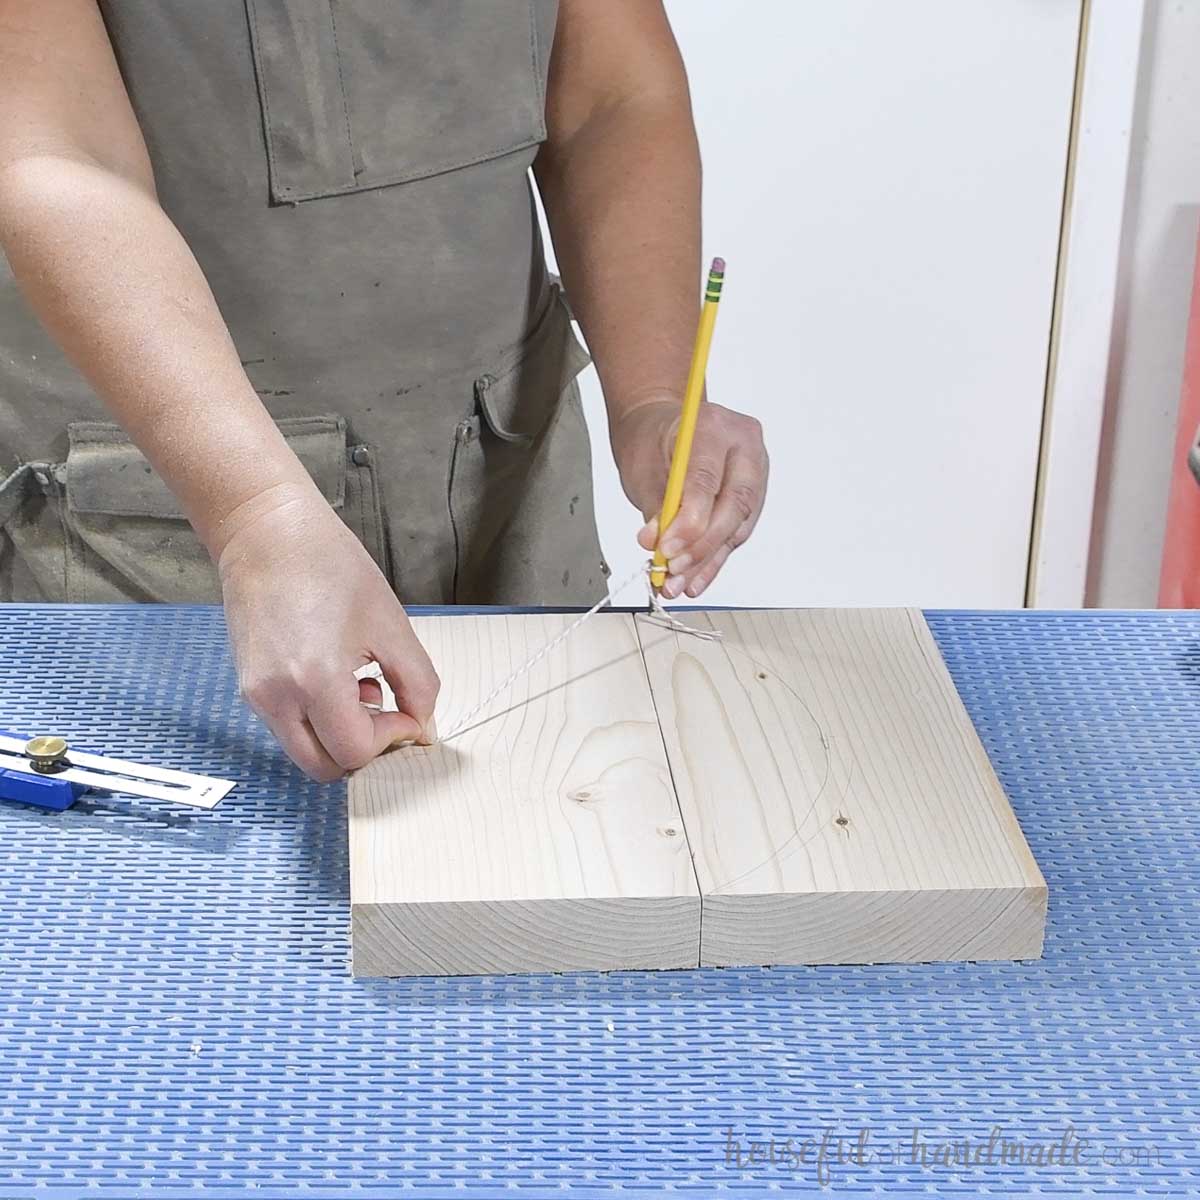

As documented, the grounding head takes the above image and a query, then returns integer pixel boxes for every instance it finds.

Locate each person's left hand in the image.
[610,395,768,598]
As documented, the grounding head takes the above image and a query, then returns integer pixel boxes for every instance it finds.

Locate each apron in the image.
[0,0,607,606]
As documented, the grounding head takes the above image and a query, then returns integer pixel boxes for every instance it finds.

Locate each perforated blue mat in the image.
[0,605,1197,1199]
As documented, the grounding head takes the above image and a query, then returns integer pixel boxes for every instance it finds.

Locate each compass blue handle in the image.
[0,729,86,812]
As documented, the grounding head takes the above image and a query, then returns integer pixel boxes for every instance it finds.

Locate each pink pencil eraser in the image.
[712,257,726,274]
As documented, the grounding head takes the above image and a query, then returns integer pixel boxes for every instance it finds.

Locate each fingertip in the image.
[409,690,440,734]
[378,646,441,733]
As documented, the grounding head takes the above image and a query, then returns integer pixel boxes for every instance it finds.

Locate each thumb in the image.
[307,676,424,771]
[369,709,427,752]
[351,673,427,751]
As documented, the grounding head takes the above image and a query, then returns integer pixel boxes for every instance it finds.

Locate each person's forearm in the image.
[535,95,701,430]
[0,153,317,558]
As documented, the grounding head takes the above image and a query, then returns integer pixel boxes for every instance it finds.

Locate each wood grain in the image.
[349,613,700,977]
[636,608,1046,967]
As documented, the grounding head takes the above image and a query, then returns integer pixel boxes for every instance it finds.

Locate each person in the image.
[0,0,769,780]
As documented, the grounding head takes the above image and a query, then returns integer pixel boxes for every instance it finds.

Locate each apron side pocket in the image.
[60,415,379,603]
[344,442,391,582]
[0,463,35,528]
[66,416,347,518]
[449,290,598,603]
[0,463,61,601]
[475,290,591,444]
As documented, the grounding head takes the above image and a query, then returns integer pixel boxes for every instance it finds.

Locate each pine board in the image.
[635,608,1047,966]
[348,612,700,977]
[348,608,1046,976]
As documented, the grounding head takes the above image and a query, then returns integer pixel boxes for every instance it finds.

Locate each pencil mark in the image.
[653,619,839,896]
[439,644,647,743]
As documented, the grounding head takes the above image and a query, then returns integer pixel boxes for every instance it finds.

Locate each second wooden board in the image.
[349,613,699,976]
[636,608,1047,967]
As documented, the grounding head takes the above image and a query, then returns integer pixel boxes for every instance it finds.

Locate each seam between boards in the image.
[631,612,705,968]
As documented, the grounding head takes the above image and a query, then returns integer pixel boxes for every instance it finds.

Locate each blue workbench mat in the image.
[0,604,1196,1198]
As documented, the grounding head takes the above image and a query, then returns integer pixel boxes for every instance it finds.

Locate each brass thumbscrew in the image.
[24,736,69,774]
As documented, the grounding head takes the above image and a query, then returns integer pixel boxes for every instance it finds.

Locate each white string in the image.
[644,580,723,642]
[435,558,719,744]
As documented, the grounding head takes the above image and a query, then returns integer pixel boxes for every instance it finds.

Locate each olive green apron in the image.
[0,0,607,605]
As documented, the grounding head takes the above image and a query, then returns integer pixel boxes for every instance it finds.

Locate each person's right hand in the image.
[215,484,440,782]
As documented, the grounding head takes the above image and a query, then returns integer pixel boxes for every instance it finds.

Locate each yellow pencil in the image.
[651,256,726,590]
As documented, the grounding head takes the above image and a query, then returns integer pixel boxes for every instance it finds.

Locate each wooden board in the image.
[349,608,1047,976]
[348,613,700,977]
[635,608,1047,967]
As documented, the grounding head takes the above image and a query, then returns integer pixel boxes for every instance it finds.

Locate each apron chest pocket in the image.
[60,415,385,603]
[245,0,548,204]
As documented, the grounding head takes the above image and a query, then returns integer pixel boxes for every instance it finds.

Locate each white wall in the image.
[543,1,1081,608]
[1088,0,1200,607]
